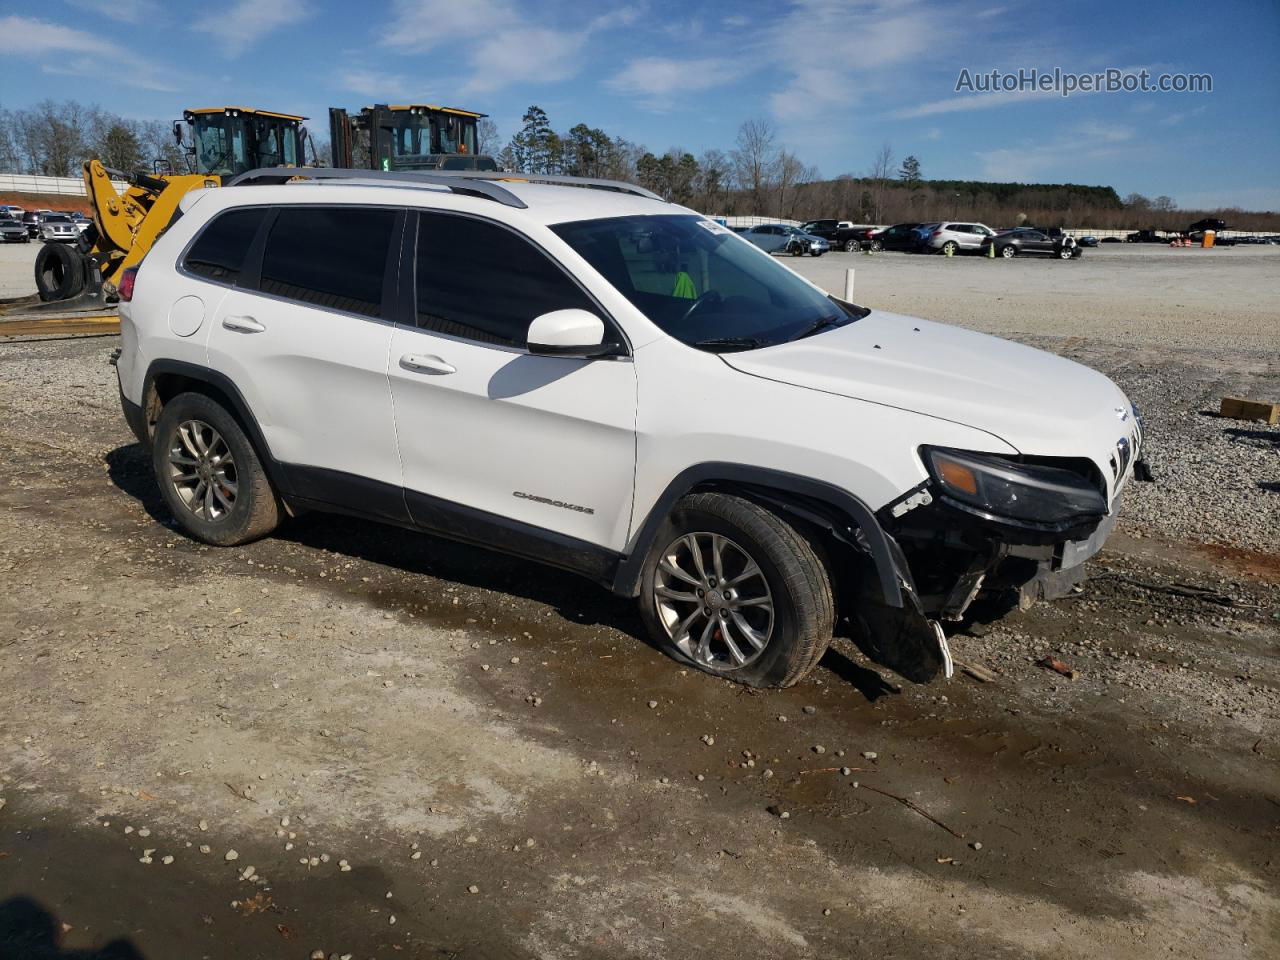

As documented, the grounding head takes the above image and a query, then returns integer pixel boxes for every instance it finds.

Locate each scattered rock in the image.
[224,849,239,862]
[467,884,480,894]
[647,700,658,709]
[861,751,878,760]
[803,706,817,715]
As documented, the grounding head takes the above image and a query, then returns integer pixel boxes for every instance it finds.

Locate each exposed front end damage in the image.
[852,440,1147,685]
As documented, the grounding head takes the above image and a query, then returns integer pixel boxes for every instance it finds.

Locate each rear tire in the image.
[942,240,958,255]
[843,239,860,252]
[34,243,85,301]
[152,392,279,547]
[638,493,834,689]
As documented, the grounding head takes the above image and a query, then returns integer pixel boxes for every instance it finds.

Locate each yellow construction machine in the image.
[329,104,497,172]
[32,107,310,306]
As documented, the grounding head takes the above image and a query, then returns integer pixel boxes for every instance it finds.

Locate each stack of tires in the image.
[34,241,89,302]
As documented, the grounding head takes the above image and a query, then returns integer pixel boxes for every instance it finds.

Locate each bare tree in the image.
[868,142,895,223]
[730,118,780,214]
[477,118,500,157]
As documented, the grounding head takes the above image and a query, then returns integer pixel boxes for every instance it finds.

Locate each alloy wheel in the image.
[167,419,238,521]
[653,532,774,672]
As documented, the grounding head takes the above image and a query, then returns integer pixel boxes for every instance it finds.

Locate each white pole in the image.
[844,267,855,301]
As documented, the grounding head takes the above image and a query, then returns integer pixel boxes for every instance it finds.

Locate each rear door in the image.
[388,211,637,552]
[205,204,407,517]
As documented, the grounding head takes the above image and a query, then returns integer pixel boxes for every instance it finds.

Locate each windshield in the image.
[44,214,70,222]
[553,214,865,352]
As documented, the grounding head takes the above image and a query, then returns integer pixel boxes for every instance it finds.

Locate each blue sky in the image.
[3,0,1277,209]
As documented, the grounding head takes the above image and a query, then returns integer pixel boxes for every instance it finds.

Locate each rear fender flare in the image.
[142,359,291,496]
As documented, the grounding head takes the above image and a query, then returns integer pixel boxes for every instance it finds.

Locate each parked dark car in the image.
[0,215,29,243]
[1100,236,1122,244]
[1187,218,1226,234]
[981,228,1081,259]
[1077,235,1099,247]
[1126,229,1166,243]
[800,219,877,252]
[869,222,924,252]
[22,211,43,238]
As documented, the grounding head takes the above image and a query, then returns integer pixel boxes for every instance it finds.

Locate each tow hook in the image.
[108,347,121,366]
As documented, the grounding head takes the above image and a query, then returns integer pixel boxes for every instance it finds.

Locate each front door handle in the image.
[400,353,456,375]
[222,315,265,334]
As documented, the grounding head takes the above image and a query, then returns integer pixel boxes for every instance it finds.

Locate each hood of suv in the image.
[722,309,1135,468]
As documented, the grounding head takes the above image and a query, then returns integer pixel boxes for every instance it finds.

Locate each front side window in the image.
[553,214,863,352]
[183,207,268,284]
[414,213,596,348]
[260,207,396,318]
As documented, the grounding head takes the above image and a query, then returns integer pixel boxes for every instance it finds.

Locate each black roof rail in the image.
[222,167,666,207]
[223,167,528,208]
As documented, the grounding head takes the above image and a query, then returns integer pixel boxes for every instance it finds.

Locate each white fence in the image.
[0,173,126,197]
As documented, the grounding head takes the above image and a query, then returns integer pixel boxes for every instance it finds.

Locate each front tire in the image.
[1000,244,1017,258]
[638,493,834,688]
[152,392,279,547]
[868,239,883,252]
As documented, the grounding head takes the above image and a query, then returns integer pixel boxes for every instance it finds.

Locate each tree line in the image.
[2,100,1273,229]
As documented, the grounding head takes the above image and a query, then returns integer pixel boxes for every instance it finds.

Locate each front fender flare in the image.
[612,463,904,609]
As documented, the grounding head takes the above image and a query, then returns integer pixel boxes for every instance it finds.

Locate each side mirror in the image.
[527,309,610,358]
[172,121,183,145]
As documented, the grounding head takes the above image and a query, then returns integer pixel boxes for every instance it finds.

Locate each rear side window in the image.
[261,207,397,318]
[184,208,267,284]
[414,213,594,348]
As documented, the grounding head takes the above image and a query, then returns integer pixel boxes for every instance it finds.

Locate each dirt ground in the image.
[1,243,1278,960]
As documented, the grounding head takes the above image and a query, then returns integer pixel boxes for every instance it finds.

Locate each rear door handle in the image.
[222,315,265,334]
[400,353,456,375]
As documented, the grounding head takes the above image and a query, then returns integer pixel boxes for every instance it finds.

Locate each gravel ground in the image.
[1,240,1277,960]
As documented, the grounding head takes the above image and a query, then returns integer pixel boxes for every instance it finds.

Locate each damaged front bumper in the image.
[851,456,1146,686]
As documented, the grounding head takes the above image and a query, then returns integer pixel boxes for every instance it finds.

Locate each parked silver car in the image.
[38,213,80,243]
[0,216,29,243]
[920,222,997,255]
[742,224,829,257]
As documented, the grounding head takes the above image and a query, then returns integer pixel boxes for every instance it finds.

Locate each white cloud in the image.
[340,69,415,100]
[977,121,1136,181]
[761,1,949,120]
[384,0,520,49]
[386,0,640,94]
[193,0,311,58]
[608,56,742,107]
[463,27,588,95]
[0,15,120,57]
[1160,105,1207,126]
[65,0,161,24]
[0,16,179,91]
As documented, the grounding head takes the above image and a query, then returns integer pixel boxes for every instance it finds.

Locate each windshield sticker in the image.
[696,219,732,236]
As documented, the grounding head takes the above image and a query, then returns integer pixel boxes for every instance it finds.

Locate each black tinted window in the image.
[185,208,267,284]
[261,207,396,318]
[415,213,593,348]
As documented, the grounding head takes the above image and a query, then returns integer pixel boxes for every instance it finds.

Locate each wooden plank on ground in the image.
[1220,397,1280,425]
[0,315,119,338]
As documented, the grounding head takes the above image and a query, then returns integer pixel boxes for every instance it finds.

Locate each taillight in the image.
[930,229,942,237]
[119,267,138,302]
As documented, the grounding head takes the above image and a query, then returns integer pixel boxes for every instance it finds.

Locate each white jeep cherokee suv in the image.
[115,168,1144,689]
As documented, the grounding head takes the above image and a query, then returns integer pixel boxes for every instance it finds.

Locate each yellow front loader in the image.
[31,107,310,307]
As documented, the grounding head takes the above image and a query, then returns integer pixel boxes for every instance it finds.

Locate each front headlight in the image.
[923,447,1107,529]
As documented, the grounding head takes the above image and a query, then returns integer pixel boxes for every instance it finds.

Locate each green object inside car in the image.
[672,271,696,299]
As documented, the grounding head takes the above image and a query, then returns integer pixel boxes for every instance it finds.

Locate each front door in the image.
[388,211,637,554]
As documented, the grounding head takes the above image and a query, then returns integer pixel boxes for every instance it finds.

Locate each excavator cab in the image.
[329,104,496,172]
[178,107,309,177]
